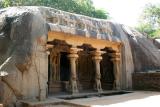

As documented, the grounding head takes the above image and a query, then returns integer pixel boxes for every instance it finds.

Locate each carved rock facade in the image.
[0,6,159,107]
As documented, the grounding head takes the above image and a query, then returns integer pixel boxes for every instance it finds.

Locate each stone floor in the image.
[22,91,160,107]
[67,91,160,107]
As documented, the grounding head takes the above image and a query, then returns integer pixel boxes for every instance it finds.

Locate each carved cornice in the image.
[45,8,114,40]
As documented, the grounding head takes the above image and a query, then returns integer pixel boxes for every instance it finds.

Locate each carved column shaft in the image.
[111,52,121,90]
[68,54,78,80]
[68,47,82,94]
[91,50,105,92]
[93,56,102,79]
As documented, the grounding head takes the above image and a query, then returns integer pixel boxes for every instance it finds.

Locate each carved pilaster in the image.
[68,46,82,94]
[110,52,121,90]
[91,50,105,92]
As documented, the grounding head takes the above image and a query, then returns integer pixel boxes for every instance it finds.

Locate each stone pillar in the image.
[91,50,105,92]
[68,47,82,94]
[110,52,121,90]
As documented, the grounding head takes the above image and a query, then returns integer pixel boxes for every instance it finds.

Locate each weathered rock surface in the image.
[0,6,159,107]
[0,7,48,107]
[124,28,160,72]
[153,39,160,49]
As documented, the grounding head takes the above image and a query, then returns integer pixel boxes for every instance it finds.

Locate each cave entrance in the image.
[48,42,116,95]
[48,40,71,94]
[101,52,114,90]
[77,45,114,91]
[60,52,70,82]
[47,31,123,95]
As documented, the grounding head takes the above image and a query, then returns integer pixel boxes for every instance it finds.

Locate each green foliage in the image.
[142,4,160,28]
[151,29,160,38]
[0,0,108,19]
[94,9,109,19]
[136,4,160,38]
[136,23,155,37]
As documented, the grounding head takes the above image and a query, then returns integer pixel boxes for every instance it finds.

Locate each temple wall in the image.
[133,72,160,91]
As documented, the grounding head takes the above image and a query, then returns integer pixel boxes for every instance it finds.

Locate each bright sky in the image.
[92,0,160,27]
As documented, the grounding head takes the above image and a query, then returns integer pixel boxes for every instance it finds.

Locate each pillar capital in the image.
[91,50,106,56]
[68,47,82,59]
[92,56,102,61]
[67,54,78,59]
[69,46,83,54]
[111,57,120,62]
[109,52,120,58]
[91,50,105,62]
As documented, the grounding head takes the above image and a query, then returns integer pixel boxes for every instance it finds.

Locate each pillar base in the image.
[39,89,47,101]
[94,79,103,93]
[113,80,121,90]
[70,80,79,94]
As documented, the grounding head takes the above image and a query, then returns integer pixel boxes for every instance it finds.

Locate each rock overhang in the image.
[0,6,122,45]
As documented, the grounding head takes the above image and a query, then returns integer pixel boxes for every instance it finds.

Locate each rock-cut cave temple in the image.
[0,6,160,107]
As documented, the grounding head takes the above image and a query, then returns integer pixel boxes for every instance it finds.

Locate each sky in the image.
[92,0,160,27]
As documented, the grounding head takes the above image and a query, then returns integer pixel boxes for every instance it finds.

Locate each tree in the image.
[142,4,160,28]
[136,4,160,38]
[0,0,109,19]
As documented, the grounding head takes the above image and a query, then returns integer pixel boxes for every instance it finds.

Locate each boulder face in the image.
[0,6,159,107]
[0,7,49,107]
[126,28,160,72]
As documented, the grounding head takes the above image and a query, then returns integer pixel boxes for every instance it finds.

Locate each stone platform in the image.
[21,90,130,107]
[21,91,160,107]
[68,91,160,107]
